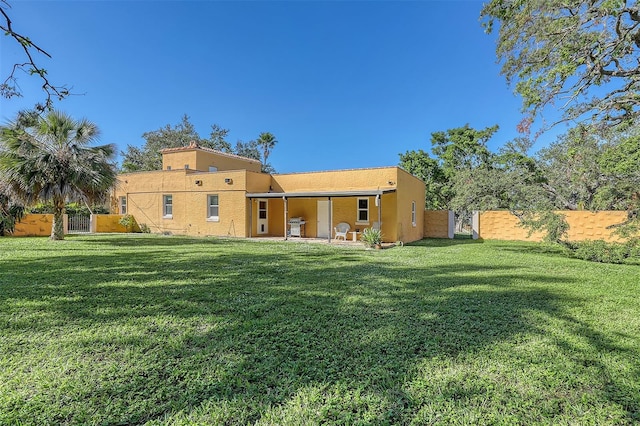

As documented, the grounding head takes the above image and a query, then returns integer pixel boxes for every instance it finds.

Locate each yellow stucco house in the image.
[113,142,426,243]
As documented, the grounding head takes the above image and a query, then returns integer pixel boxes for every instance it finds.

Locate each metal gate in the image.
[454,211,473,238]
[68,215,91,233]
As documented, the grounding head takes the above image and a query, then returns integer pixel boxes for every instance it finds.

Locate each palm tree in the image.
[256,132,278,166]
[0,182,25,236]
[0,110,117,240]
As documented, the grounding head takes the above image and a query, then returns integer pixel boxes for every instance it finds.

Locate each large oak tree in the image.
[482,0,640,129]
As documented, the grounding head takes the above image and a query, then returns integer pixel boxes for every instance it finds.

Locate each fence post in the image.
[472,211,479,240]
[90,214,97,233]
[447,210,455,239]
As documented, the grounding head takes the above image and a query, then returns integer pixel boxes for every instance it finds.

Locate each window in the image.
[166,166,172,170]
[207,194,219,221]
[119,196,127,214]
[163,195,173,217]
[258,200,267,219]
[208,165,217,172]
[357,198,369,223]
[184,164,190,170]
[411,201,416,227]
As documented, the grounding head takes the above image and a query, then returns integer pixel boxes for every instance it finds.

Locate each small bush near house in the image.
[139,223,151,233]
[360,227,383,248]
[118,214,139,232]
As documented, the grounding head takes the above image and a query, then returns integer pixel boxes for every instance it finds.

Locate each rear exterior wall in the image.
[396,168,425,242]
[162,149,261,173]
[114,169,270,237]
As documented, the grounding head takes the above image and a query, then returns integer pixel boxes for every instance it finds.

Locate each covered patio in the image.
[246,189,396,242]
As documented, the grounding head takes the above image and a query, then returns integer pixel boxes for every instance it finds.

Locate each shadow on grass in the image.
[0,235,638,424]
[66,233,228,247]
[406,238,485,248]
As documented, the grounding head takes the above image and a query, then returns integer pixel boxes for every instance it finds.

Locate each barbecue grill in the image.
[288,217,306,237]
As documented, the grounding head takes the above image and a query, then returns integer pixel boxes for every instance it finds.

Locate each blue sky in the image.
[1,0,560,173]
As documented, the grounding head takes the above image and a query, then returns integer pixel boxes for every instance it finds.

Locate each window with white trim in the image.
[119,196,127,214]
[208,166,217,172]
[356,198,369,223]
[411,201,416,227]
[207,194,219,221]
[163,194,173,217]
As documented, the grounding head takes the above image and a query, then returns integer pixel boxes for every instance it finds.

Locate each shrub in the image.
[360,227,383,248]
[118,214,138,232]
[139,223,151,233]
[28,202,110,215]
[519,211,569,243]
[571,239,640,264]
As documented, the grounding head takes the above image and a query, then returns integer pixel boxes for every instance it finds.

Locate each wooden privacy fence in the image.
[423,210,632,242]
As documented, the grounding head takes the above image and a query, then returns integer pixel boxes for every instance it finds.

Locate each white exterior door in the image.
[257,199,268,234]
[317,200,330,238]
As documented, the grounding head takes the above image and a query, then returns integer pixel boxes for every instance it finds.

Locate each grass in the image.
[1,234,639,425]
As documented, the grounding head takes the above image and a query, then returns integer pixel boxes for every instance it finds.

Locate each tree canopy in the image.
[0,110,117,239]
[121,115,277,173]
[482,0,640,130]
[401,123,640,242]
[399,124,499,209]
[0,181,24,236]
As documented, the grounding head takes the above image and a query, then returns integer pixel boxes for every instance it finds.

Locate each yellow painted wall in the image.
[272,167,399,192]
[268,167,428,242]
[95,214,129,233]
[246,171,272,192]
[163,148,261,172]
[162,151,197,171]
[115,160,427,242]
[424,210,450,238]
[478,210,631,242]
[285,198,317,238]
[396,168,426,242]
[13,214,52,236]
[114,169,262,237]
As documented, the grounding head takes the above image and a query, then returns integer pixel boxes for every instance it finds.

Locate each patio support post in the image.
[377,194,381,231]
[283,196,288,241]
[328,197,332,243]
[248,198,253,238]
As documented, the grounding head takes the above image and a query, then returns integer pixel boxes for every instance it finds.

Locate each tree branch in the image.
[0,1,69,109]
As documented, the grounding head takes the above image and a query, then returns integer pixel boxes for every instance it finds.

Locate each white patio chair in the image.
[334,222,350,241]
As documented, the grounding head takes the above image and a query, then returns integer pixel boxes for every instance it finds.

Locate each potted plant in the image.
[360,227,383,249]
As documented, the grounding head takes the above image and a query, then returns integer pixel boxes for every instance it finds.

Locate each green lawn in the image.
[1,235,639,425]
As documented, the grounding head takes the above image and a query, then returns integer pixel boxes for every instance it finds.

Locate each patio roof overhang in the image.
[246,189,395,242]
[245,188,396,199]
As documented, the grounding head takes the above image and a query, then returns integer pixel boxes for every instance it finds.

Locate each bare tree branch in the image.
[0,0,69,110]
